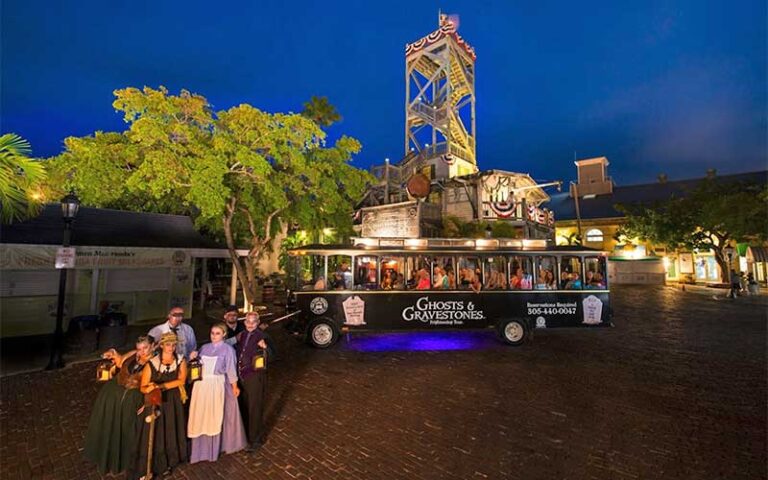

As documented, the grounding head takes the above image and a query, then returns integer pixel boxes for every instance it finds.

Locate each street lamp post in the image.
[46,192,80,370]
[724,245,735,299]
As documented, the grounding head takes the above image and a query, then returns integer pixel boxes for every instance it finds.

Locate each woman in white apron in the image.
[188,323,247,462]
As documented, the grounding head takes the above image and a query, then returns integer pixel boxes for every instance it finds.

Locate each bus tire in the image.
[307,319,338,349]
[498,318,528,346]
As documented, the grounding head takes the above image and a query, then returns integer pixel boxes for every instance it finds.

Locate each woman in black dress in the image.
[84,336,152,475]
[134,332,188,479]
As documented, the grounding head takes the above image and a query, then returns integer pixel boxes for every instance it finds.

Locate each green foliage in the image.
[0,133,47,223]
[301,96,342,127]
[47,86,372,303]
[617,178,768,281]
[560,231,582,246]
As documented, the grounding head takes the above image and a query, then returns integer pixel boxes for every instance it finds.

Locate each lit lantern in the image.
[96,359,115,382]
[252,349,268,371]
[188,357,203,383]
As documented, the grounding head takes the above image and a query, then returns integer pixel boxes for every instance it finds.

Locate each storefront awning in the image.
[746,246,768,263]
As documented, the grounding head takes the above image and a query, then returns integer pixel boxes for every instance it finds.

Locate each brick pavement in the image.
[1,286,765,480]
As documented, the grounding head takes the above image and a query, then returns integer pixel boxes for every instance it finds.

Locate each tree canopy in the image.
[47,86,372,305]
[617,177,768,282]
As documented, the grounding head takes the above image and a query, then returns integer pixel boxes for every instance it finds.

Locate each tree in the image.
[0,133,47,223]
[48,86,372,306]
[559,231,582,246]
[301,96,341,127]
[617,178,768,282]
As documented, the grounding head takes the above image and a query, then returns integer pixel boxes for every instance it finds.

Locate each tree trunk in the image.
[713,247,730,284]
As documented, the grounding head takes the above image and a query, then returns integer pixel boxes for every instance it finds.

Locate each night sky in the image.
[2,0,766,185]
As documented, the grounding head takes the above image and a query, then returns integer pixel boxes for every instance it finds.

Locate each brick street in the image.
[1,286,765,480]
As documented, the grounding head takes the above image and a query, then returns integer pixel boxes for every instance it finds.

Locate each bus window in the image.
[300,254,326,290]
[380,256,406,290]
[509,256,533,290]
[405,256,431,290]
[535,256,557,290]
[584,256,607,289]
[328,255,352,290]
[355,256,379,290]
[457,256,481,290]
[483,256,507,290]
[560,256,583,290]
[432,256,454,290]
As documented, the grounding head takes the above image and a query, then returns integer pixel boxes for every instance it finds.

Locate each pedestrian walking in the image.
[235,312,270,451]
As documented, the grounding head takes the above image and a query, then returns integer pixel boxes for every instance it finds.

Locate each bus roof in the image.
[287,243,605,255]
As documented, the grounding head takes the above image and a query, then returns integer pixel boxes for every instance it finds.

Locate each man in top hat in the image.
[223,305,245,340]
[148,306,197,360]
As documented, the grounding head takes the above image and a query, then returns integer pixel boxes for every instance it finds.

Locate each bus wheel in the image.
[498,319,528,346]
[307,320,338,349]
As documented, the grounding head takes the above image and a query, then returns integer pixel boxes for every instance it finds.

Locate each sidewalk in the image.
[664,283,768,307]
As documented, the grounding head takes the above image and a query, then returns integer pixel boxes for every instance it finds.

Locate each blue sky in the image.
[2,0,765,185]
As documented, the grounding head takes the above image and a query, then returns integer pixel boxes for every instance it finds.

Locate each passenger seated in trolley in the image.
[459,268,473,288]
[433,267,449,290]
[313,276,326,290]
[331,272,345,290]
[585,272,605,289]
[486,268,507,290]
[446,267,456,289]
[510,267,532,290]
[416,269,431,290]
[564,272,582,290]
[380,270,394,290]
[535,269,556,290]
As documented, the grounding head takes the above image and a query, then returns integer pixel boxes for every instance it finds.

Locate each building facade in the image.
[548,158,767,285]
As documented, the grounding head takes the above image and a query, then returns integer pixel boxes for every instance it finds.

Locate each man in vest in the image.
[235,311,269,451]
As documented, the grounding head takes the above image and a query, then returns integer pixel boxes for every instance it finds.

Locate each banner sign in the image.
[361,203,420,238]
[1,245,192,270]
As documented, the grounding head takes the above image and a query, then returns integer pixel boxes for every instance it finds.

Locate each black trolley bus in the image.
[285,237,612,348]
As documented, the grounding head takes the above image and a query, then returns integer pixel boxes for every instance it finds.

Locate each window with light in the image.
[585,229,604,243]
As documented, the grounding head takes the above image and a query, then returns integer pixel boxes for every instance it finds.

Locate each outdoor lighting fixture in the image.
[60,190,80,219]
[188,357,203,383]
[485,224,493,239]
[96,359,115,382]
[252,349,268,371]
[46,191,80,370]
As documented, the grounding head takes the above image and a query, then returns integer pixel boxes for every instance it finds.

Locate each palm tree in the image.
[301,96,341,127]
[560,231,582,246]
[0,133,47,223]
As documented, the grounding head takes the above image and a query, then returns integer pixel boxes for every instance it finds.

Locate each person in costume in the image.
[235,312,270,451]
[84,336,153,475]
[134,332,188,479]
[188,323,248,462]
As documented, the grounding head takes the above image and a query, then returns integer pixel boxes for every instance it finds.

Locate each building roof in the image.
[0,205,224,249]
[548,171,767,222]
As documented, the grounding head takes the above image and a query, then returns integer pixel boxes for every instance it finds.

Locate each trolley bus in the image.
[285,237,612,348]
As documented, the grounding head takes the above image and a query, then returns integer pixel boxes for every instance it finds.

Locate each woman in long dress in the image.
[188,323,248,463]
[84,336,152,475]
[134,332,188,479]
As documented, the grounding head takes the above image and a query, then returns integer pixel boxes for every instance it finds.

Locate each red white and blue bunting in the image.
[527,205,555,226]
[490,200,516,218]
[405,22,477,61]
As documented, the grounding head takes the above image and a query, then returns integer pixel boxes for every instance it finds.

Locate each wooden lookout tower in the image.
[404,13,478,180]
